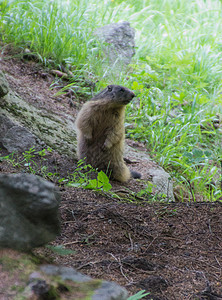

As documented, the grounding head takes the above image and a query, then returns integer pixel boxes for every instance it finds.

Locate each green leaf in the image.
[97,171,109,184]
[127,290,150,300]
[46,245,75,256]
[85,179,98,189]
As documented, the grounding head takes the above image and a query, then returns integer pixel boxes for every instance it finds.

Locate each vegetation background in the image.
[1,0,222,201]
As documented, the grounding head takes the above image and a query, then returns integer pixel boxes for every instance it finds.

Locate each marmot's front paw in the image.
[103,139,112,150]
[84,132,93,140]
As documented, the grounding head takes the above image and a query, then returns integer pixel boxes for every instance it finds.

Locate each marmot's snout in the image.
[131,91,135,98]
[124,90,135,104]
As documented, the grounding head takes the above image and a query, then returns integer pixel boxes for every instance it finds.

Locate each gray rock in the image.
[0,173,60,251]
[2,125,38,152]
[0,71,9,97]
[149,168,174,201]
[40,265,91,282]
[0,87,77,158]
[94,21,135,67]
[92,281,128,300]
[40,265,128,300]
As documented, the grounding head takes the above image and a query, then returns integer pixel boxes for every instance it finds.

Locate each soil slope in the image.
[0,51,222,300]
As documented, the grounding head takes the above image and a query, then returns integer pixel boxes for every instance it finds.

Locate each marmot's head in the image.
[93,85,135,106]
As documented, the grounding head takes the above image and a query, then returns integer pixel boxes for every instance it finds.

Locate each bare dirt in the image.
[0,48,222,300]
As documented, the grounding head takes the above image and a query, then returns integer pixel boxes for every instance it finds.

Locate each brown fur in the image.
[75,85,141,182]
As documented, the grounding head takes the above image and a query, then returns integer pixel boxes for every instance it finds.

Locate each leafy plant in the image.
[84,171,112,192]
[67,160,112,192]
[46,245,75,256]
[22,147,38,173]
[0,147,56,179]
[0,152,19,167]
[127,290,150,300]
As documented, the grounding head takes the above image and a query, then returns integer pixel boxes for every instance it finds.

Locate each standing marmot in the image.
[75,85,141,182]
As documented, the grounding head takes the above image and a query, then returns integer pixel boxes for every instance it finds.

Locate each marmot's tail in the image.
[130,170,141,179]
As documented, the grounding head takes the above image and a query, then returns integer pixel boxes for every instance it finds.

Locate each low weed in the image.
[0,147,56,179]
[67,159,112,192]
[46,245,76,256]
[127,290,150,300]
[1,148,113,193]
[124,64,222,201]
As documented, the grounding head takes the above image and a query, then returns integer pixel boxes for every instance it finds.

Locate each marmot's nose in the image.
[131,91,135,98]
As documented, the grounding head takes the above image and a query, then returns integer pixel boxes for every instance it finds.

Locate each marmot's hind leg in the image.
[111,164,141,182]
[111,163,131,183]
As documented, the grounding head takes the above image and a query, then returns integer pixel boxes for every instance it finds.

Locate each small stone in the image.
[92,281,128,300]
[29,272,43,281]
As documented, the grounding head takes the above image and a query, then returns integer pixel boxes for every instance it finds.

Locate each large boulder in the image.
[0,71,77,157]
[94,21,136,67]
[0,173,61,251]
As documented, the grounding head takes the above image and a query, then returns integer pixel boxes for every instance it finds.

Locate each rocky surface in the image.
[94,21,136,68]
[0,173,61,251]
[0,70,77,157]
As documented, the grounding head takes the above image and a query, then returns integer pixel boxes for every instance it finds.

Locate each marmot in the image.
[75,85,141,182]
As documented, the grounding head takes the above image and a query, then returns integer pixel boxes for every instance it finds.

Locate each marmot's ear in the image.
[107,85,112,92]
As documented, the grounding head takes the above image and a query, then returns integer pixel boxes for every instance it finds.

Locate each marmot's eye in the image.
[107,85,112,92]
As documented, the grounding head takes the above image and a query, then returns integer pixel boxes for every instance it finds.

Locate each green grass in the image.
[0,0,222,201]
